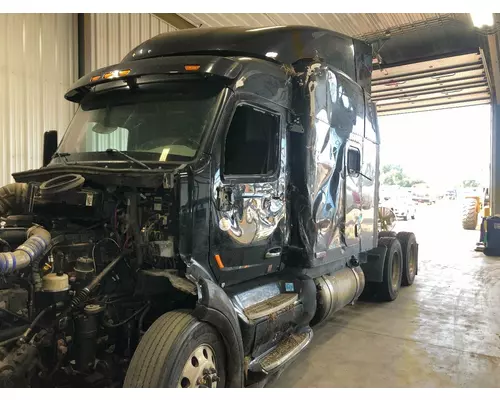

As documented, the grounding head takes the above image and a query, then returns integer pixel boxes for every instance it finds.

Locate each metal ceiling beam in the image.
[373,60,482,82]
[487,33,500,104]
[377,98,490,115]
[359,14,456,42]
[377,88,489,106]
[373,65,484,86]
[372,82,488,101]
[373,75,487,95]
[154,13,196,30]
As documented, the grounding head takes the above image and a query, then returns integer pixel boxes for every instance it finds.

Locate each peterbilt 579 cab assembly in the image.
[0,26,418,388]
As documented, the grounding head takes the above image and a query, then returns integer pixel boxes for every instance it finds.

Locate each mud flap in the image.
[360,246,387,283]
[192,277,245,388]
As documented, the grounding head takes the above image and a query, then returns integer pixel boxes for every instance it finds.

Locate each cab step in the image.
[248,329,313,374]
[243,293,298,320]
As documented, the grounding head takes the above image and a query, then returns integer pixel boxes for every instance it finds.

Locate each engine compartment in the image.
[0,173,194,387]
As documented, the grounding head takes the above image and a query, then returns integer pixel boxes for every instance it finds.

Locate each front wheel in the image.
[124,311,226,388]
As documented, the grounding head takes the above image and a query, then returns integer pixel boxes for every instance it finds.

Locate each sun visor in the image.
[64,56,242,103]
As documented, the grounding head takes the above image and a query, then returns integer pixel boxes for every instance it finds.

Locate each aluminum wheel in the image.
[178,344,218,388]
[391,254,401,292]
[407,243,416,278]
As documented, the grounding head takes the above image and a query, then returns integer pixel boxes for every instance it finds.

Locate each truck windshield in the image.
[53,79,224,165]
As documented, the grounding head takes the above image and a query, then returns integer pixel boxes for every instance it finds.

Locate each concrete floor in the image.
[271,201,500,387]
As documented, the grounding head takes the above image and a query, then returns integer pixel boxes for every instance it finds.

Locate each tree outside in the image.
[380,164,425,188]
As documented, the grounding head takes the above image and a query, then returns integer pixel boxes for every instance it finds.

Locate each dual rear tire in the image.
[376,236,403,301]
[374,231,418,301]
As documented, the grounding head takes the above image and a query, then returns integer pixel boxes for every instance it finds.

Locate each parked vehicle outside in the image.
[380,191,417,221]
[411,184,435,204]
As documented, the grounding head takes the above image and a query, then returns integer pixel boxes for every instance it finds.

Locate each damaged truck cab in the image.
[0,26,418,388]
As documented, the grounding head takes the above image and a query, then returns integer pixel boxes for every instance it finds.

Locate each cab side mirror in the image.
[43,130,58,167]
[347,147,361,175]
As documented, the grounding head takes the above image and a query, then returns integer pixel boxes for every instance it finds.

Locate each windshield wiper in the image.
[105,149,151,170]
[51,152,71,165]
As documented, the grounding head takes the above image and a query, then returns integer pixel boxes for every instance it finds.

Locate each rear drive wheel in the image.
[124,311,226,388]
[378,231,397,239]
[377,237,403,301]
[396,232,418,286]
[462,198,478,230]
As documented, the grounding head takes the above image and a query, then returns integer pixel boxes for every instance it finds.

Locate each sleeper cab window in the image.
[223,105,279,177]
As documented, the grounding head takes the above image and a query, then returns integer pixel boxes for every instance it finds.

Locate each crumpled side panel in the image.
[289,61,362,268]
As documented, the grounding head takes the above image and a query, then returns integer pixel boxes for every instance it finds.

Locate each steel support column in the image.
[77,14,92,77]
[486,29,500,216]
[492,102,500,215]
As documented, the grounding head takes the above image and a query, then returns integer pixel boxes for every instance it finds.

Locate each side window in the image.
[223,105,279,176]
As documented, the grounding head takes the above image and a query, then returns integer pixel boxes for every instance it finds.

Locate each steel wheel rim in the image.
[178,344,218,388]
[391,254,401,291]
[408,244,416,278]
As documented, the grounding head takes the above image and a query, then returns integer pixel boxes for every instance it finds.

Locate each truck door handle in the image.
[265,247,282,258]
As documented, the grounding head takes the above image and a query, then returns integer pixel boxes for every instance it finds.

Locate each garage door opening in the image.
[378,103,490,237]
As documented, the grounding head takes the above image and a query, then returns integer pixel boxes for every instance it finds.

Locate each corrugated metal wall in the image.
[0,14,78,187]
[89,14,178,70]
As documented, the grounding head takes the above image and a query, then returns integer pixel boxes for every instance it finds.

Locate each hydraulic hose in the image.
[0,325,29,344]
[71,254,124,308]
[0,183,28,216]
[17,302,64,344]
[102,302,150,329]
[0,226,51,274]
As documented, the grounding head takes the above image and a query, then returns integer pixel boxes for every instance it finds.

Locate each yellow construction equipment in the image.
[462,187,490,230]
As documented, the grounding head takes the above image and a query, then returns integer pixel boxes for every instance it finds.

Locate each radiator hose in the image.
[0,226,51,274]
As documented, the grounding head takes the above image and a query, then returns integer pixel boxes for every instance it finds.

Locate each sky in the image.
[378,104,491,190]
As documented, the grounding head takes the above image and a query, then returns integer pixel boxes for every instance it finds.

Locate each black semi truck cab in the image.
[0,26,418,388]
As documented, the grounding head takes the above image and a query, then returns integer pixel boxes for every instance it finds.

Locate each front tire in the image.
[124,311,226,388]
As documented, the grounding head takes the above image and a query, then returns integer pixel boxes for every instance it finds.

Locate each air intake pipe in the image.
[0,226,51,274]
[0,182,50,274]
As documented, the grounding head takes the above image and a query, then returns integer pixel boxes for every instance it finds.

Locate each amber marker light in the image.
[118,69,131,77]
[214,254,225,269]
